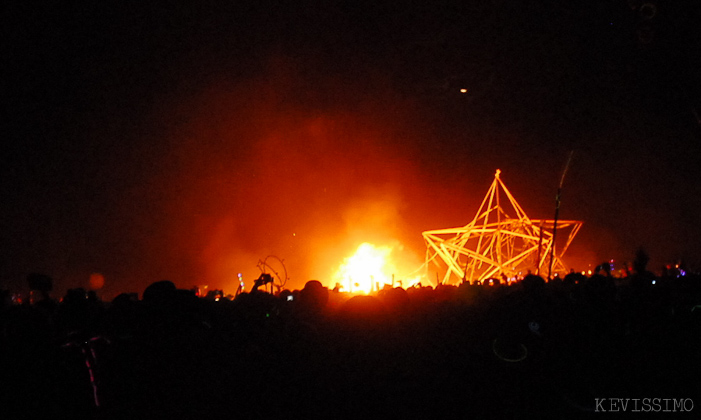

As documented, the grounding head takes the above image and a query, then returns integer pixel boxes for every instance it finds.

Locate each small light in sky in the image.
[89,273,105,290]
[459,88,468,94]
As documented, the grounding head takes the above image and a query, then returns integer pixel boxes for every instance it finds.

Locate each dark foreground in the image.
[2,273,700,419]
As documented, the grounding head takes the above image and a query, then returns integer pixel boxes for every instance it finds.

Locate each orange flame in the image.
[331,242,425,294]
[332,243,394,294]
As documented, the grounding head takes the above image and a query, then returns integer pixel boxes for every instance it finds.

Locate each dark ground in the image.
[2,272,700,419]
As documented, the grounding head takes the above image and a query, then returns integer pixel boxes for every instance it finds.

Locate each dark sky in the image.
[3,0,701,297]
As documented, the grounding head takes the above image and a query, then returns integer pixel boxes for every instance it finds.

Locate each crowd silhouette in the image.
[1,263,700,419]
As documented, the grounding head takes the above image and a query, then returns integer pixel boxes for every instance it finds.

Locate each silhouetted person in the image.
[27,273,57,313]
[142,280,177,302]
[563,270,586,285]
[521,274,546,294]
[298,280,329,317]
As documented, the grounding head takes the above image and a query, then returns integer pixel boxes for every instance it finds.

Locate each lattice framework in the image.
[423,170,582,284]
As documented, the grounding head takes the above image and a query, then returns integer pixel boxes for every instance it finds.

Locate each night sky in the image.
[3,0,701,297]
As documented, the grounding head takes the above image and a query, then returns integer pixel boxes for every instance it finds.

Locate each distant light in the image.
[459,88,468,94]
[89,273,105,290]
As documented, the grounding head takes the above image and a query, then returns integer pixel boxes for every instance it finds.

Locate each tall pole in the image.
[536,220,544,275]
[548,151,574,280]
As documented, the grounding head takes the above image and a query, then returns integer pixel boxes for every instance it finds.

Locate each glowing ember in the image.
[333,242,396,294]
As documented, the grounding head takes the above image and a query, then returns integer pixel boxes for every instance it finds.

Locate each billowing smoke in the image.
[119,55,452,293]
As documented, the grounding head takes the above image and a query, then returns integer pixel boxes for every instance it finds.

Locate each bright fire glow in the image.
[332,242,396,294]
